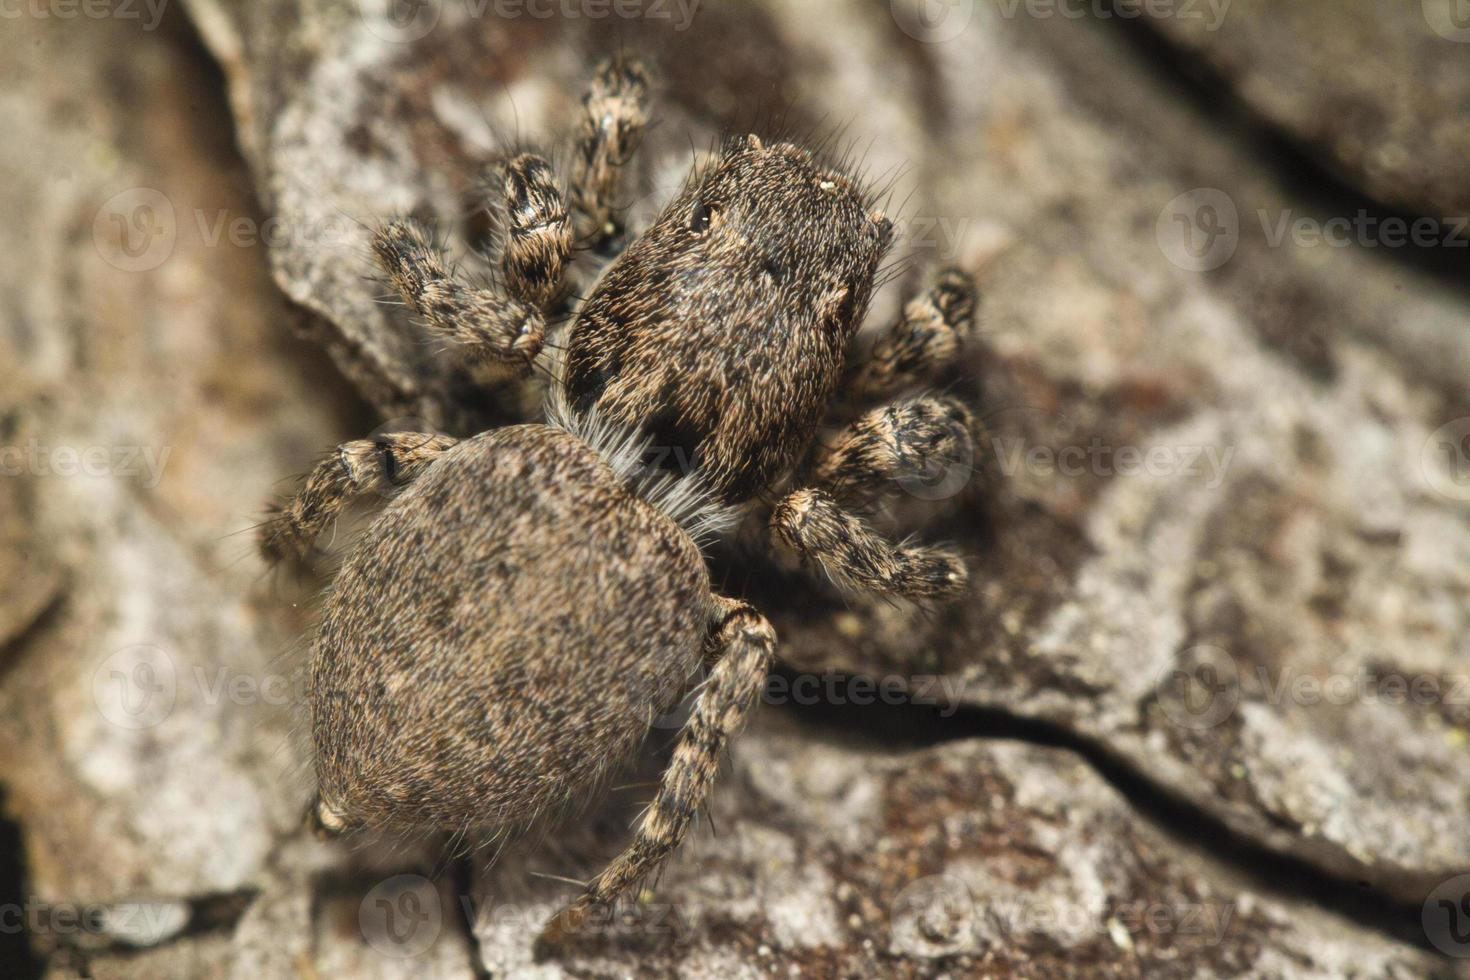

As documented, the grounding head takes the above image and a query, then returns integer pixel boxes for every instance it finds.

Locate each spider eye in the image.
[690,203,715,234]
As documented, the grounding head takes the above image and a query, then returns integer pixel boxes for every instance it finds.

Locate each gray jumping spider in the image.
[261,55,978,951]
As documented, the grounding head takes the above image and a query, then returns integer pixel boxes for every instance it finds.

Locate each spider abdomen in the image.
[310,424,710,831]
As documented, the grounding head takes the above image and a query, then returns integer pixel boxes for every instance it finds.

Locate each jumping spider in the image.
[261,55,978,952]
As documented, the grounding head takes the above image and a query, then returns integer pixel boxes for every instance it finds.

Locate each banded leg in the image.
[499,153,574,309]
[259,433,457,567]
[570,55,652,252]
[771,395,973,600]
[848,267,977,402]
[771,489,967,600]
[810,394,975,507]
[536,597,774,955]
[373,155,571,368]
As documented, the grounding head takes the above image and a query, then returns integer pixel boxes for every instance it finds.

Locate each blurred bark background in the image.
[2,0,1469,976]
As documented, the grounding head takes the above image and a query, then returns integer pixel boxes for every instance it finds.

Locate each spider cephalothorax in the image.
[566,133,893,502]
[262,54,979,954]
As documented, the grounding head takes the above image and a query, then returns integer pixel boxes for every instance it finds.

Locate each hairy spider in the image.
[260,55,979,953]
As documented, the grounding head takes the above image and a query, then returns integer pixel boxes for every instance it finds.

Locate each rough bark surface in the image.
[4,0,1469,976]
[1138,0,1470,218]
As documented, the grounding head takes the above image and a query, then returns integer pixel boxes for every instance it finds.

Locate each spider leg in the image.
[770,395,974,601]
[771,488,967,600]
[535,595,773,957]
[499,153,575,310]
[259,432,458,568]
[848,267,977,403]
[570,54,652,255]
[372,153,571,370]
[809,394,975,508]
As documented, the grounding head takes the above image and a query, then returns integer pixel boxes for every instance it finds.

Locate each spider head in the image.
[670,134,894,333]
